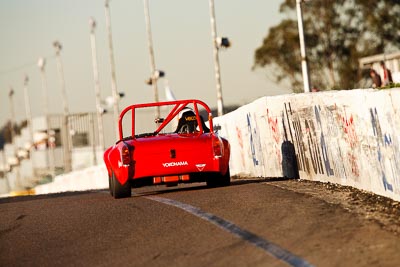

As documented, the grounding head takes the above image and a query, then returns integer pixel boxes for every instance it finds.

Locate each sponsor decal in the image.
[185,116,197,121]
[162,161,189,168]
[195,164,206,171]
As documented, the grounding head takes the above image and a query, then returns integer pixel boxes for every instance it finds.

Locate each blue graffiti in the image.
[382,173,394,192]
[370,108,382,141]
[384,134,392,146]
[370,108,394,192]
[314,105,334,176]
[247,113,259,166]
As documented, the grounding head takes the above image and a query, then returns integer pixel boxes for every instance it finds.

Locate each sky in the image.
[0,0,292,128]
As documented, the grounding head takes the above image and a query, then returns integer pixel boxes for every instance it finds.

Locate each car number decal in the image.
[185,116,197,121]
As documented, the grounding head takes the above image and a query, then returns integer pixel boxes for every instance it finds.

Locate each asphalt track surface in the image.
[1,178,400,267]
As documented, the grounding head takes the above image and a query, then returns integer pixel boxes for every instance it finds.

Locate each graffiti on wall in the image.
[339,112,360,178]
[247,113,259,166]
[283,103,311,174]
[235,126,246,169]
[216,90,400,201]
[279,102,398,193]
[283,102,331,176]
[370,107,400,194]
[266,109,282,168]
[246,113,265,168]
[281,102,364,181]
[315,104,354,179]
[281,101,400,192]
[304,118,325,175]
[314,105,335,177]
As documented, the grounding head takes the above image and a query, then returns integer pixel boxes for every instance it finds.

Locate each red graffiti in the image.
[267,109,282,164]
[341,114,358,148]
[236,126,245,167]
[347,152,360,177]
[340,112,360,178]
[267,109,281,144]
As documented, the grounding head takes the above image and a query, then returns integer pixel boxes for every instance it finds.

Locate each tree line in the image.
[253,0,400,92]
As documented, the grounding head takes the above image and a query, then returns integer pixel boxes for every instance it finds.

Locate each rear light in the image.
[121,145,131,165]
[212,136,224,158]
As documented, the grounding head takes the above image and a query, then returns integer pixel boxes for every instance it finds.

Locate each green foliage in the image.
[254,19,303,91]
[379,83,400,90]
[254,0,400,92]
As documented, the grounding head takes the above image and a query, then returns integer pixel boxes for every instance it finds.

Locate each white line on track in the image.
[146,195,314,267]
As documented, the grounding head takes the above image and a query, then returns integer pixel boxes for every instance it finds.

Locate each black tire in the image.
[111,171,132,199]
[220,168,231,186]
[206,176,216,187]
[206,168,231,187]
[108,174,114,197]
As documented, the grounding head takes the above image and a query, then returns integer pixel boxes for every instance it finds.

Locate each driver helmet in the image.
[178,107,195,119]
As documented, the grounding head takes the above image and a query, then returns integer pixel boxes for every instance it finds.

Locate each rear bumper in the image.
[132,156,225,179]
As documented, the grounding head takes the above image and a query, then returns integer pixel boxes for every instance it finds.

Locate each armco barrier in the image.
[214,88,400,201]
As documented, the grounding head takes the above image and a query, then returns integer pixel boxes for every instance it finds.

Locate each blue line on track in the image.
[146,195,314,267]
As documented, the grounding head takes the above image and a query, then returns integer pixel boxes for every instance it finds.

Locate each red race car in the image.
[103,99,231,198]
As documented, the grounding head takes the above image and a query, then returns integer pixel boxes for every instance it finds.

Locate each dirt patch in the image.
[267,179,400,235]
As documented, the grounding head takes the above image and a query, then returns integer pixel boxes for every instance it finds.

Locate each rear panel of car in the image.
[131,133,221,179]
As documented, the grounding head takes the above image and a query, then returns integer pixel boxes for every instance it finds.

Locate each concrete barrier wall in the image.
[214,88,400,201]
[34,164,108,195]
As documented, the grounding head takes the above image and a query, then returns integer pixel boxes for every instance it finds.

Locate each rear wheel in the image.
[108,174,114,197]
[111,171,132,199]
[206,168,230,187]
[220,168,231,186]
